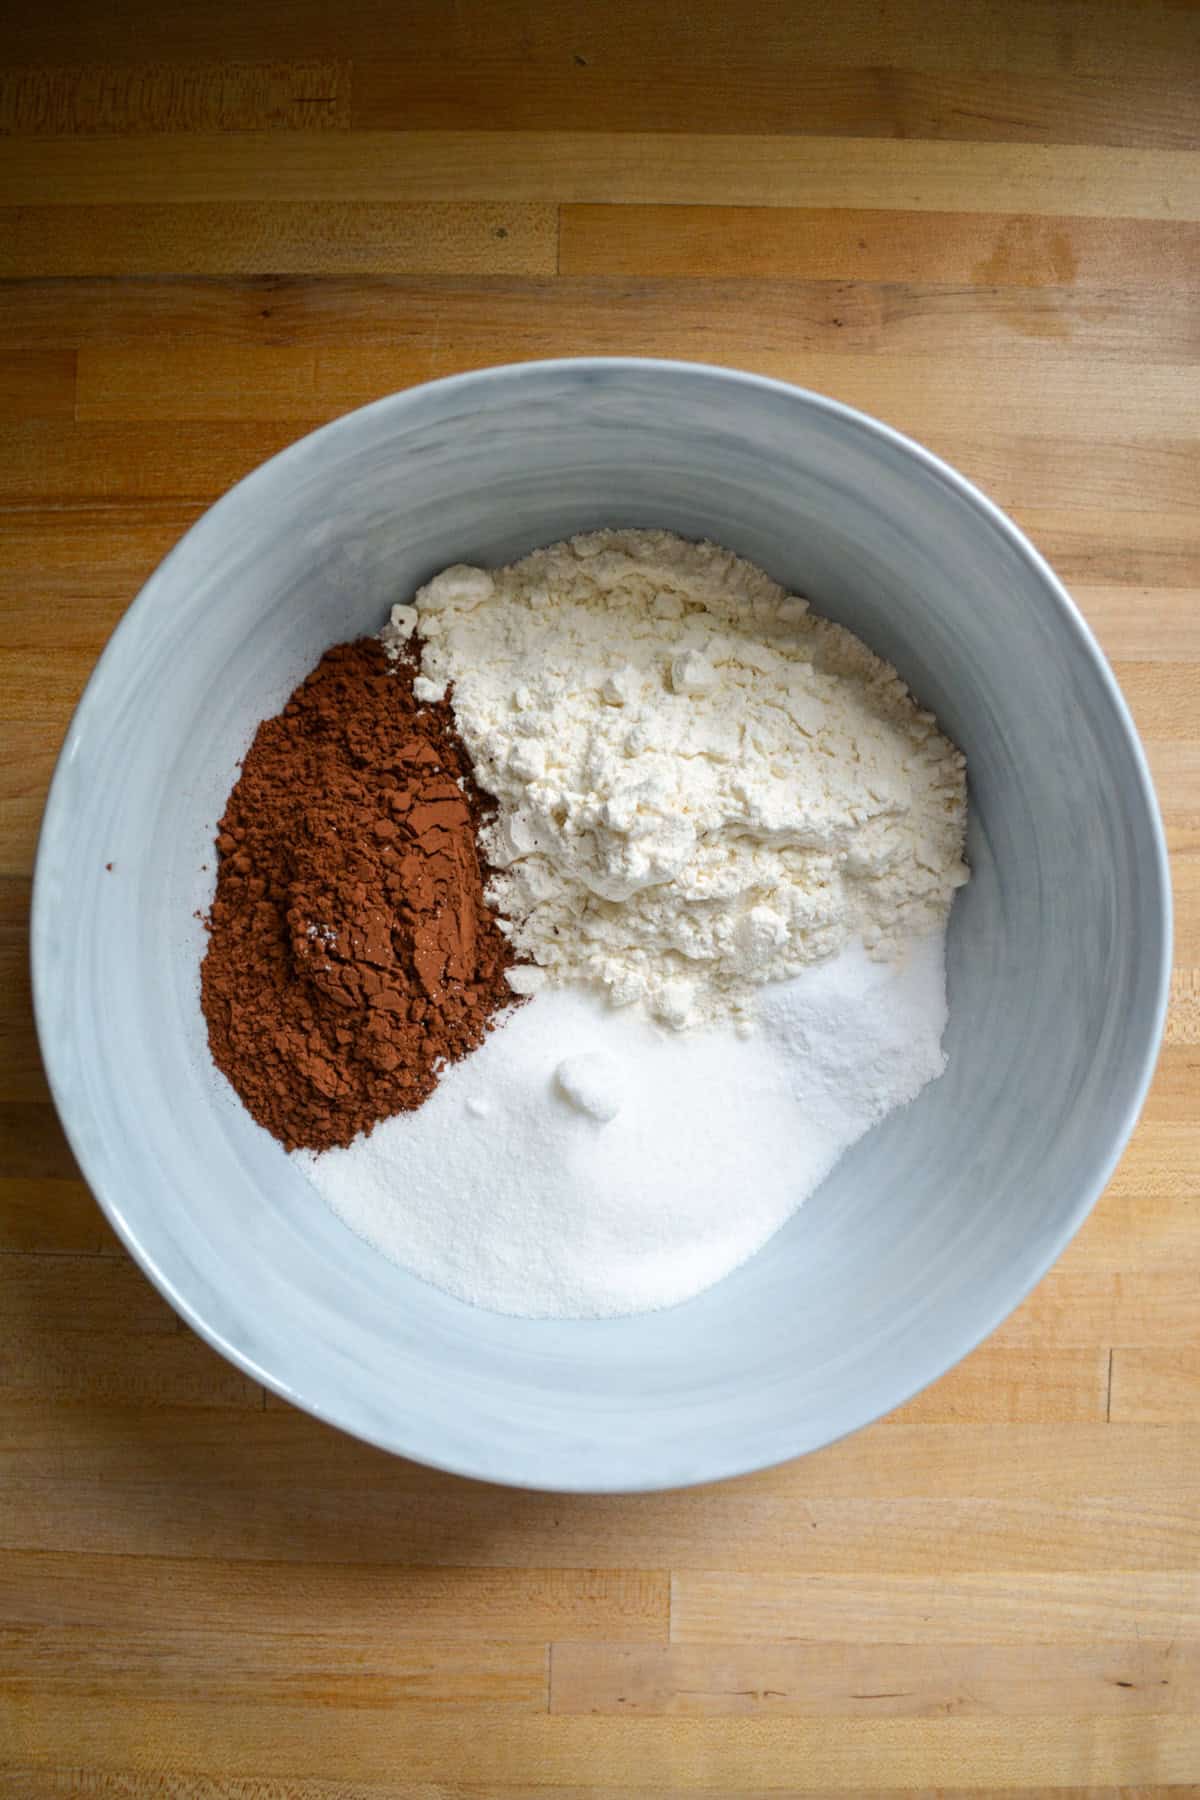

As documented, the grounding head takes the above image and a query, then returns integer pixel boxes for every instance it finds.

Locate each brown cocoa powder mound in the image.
[200,637,518,1152]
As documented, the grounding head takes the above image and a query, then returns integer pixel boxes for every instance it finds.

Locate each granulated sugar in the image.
[298,932,949,1319]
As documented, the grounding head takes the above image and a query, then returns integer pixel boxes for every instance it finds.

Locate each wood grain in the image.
[0,1553,671,1643]
[1,1,1197,1792]
[0,351,75,419]
[1110,1350,1200,1423]
[0,202,558,277]
[8,0,1199,83]
[0,1179,114,1252]
[5,1411,1199,1571]
[561,206,1200,286]
[1015,508,1200,588]
[670,1571,1200,1646]
[0,1787,1186,1800]
[71,345,1200,442]
[5,1703,1200,1787]
[1074,589,1200,663]
[0,1629,550,1712]
[886,1347,1107,1424]
[550,1640,1200,1716]
[3,133,1197,217]
[353,62,1200,149]
[0,61,351,134]
[6,276,1198,366]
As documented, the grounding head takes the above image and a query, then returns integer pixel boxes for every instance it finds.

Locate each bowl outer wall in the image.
[31,359,1171,1492]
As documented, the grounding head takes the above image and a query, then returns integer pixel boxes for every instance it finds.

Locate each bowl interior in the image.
[33,362,1169,1490]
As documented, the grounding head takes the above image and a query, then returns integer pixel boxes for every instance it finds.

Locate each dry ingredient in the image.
[298,531,969,1319]
[202,529,970,1321]
[300,932,949,1319]
[201,638,516,1151]
[386,529,968,1030]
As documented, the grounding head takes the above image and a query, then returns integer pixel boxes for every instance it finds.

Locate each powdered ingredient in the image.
[201,639,516,1151]
[299,932,950,1318]
[388,530,968,1030]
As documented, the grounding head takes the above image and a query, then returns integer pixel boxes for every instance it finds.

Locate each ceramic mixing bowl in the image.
[32,359,1170,1491]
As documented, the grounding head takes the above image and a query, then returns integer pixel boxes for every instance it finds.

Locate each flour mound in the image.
[384,530,968,1030]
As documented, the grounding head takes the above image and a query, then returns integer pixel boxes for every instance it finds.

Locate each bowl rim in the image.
[31,355,1173,1492]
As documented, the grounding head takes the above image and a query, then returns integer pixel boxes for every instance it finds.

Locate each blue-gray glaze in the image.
[31,360,1170,1492]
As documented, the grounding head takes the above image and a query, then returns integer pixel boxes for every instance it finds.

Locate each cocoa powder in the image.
[200,638,518,1152]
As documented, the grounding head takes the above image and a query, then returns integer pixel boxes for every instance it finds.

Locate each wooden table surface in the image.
[3,3,1200,1793]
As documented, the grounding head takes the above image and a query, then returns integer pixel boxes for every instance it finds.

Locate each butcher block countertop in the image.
[2,3,1199,1793]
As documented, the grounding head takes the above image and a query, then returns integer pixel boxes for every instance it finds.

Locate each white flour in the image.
[385,529,968,1031]
[299,933,950,1320]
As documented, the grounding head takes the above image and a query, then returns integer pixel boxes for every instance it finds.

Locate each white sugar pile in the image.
[298,933,949,1319]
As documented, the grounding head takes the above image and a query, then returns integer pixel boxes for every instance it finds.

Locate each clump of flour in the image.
[385,530,967,1030]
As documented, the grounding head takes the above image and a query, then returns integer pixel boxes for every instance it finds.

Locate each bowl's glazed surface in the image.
[32,360,1170,1491]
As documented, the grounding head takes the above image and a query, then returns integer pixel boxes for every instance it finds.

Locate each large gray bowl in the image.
[33,360,1170,1492]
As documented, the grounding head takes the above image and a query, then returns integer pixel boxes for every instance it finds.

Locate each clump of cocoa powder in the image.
[201,638,519,1152]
